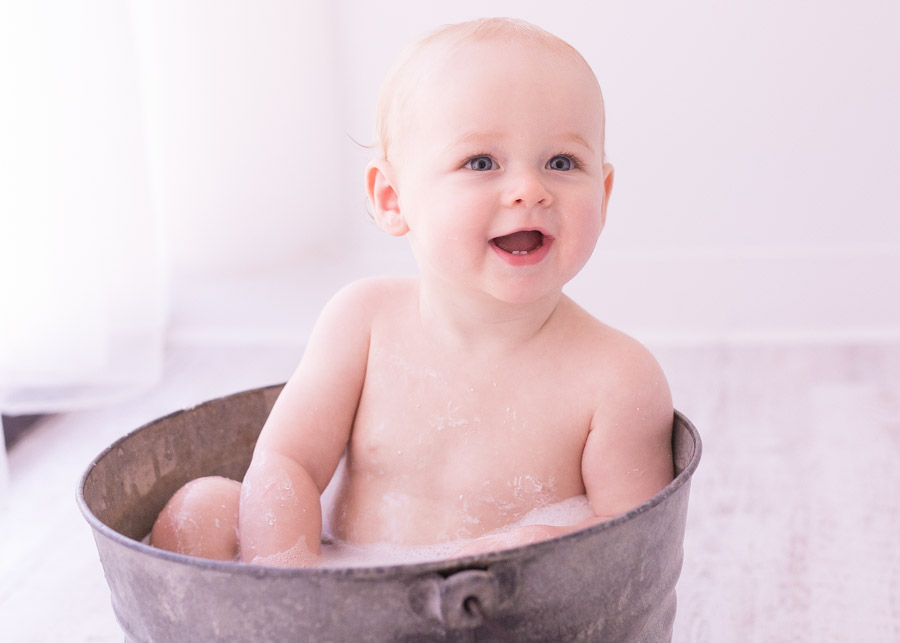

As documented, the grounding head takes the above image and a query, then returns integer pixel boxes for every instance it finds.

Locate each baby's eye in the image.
[465,156,496,171]
[546,155,576,171]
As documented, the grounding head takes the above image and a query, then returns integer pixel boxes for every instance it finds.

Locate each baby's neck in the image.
[415,278,564,353]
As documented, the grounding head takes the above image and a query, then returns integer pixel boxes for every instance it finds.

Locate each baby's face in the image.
[389,38,613,306]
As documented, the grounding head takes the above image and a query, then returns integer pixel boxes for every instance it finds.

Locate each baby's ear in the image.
[365,159,408,236]
[599,162,614,232]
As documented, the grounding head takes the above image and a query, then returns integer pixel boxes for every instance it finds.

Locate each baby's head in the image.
[367,18,614,305]
[374,18,608,165]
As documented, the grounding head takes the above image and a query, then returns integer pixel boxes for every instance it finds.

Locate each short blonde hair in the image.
[374,17,606,161]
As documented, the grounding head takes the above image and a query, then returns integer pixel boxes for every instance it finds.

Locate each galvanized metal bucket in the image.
[78,384,701,642]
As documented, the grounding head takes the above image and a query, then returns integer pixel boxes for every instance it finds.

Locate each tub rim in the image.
[76,384,701,579]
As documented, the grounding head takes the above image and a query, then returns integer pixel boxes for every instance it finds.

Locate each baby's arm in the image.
[238,281,374,566]
[579,340,674,522]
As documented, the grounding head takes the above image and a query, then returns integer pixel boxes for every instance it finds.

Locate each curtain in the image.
[0,1,167,415]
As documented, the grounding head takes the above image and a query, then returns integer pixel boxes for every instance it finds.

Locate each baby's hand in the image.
[247,535,320,568]
[450,524,564,558]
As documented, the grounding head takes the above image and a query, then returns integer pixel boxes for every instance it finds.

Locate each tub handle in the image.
[440,569,499,629]
[409,566,516,632]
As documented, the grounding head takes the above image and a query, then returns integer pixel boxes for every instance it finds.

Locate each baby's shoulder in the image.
[555,299,671,409]
[324,276,417,324]
[332,275,416,302]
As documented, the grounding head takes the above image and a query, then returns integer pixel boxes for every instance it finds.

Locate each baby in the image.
[151,17,674,566]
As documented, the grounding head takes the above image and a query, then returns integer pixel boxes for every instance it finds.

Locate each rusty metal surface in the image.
[78,385,701,642]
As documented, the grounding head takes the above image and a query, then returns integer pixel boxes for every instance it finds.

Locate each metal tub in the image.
[78,384,701,642]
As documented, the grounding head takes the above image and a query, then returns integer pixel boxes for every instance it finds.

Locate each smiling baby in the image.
[150,17,674,566]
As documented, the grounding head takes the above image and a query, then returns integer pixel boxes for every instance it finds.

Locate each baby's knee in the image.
[150,476,241,561]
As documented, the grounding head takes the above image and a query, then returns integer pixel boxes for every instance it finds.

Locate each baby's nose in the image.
[505,168,552,208]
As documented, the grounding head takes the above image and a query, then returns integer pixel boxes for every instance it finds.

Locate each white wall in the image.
[140,0,900,343]
[1,0,167,411]
[131,0,344,281]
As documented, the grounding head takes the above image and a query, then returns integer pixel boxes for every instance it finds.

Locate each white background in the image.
[3,0,899,393]
[136,0,900,343]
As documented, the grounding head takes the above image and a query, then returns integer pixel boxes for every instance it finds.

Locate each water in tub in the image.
[144,455,595,567]
[318,493,594,567]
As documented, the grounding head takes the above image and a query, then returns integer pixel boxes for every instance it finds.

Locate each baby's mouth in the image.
[490,230,546,255]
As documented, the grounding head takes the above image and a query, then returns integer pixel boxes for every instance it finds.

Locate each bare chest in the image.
[336,342,593,541]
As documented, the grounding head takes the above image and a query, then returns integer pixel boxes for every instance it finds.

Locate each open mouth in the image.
[490,230,546,255]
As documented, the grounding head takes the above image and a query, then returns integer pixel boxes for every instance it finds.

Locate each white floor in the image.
[1,341,898,642]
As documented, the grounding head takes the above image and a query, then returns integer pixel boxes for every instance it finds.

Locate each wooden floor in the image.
[656,343,900,642]
[1,341,898,642]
